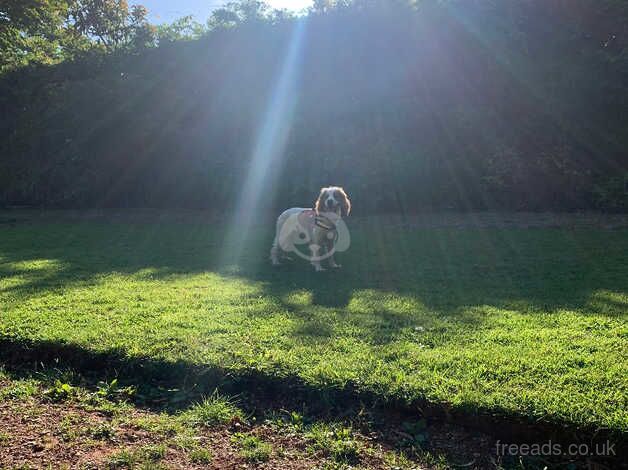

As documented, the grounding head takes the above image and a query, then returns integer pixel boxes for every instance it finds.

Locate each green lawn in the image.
[1,213,626,433]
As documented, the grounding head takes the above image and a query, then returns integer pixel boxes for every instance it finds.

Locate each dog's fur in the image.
[270,186,351,271]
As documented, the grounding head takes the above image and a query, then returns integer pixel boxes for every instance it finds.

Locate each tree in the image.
[208,0,271,29]
[68,0,156,52]
[1,0,158,73]
[0,0,71,72]
[1,0,627,210]
[156,15,207,44]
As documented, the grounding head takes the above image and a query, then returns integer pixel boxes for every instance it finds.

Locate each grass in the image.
[0,214,626,433]
[0,369,422,468]
[307,423,361,463]
[180,392,243,427]
[97,443,167,469]
[231,433,273,462]
[106,449,136,468]
[188,447,213,464]
[0,378,39,400]
[139,444,167,462]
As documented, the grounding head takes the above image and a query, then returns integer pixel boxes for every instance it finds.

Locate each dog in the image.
[270,186,351,271]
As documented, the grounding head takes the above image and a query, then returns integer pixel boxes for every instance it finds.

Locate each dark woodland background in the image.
[1,0,627,212]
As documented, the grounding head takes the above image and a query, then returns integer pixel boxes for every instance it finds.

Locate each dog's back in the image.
[270,208,310,265]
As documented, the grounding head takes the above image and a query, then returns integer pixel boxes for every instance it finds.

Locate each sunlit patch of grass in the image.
[106,449,137,469]
[171,433,201,451]
[0,220,626,432]
[58,415,82,442]
[90,398,134,418]
[188,447,213,464]
[0,378,39,400]
[58,413,116,443]
[180,392,244,428]
[127,414,184,437]
[0,259,69,291]
[139,444,167,462]
[383,450,415,469]
[283,289,313,306]
[307,423,361,464]
[231,433,273,462]
[106,444,167,469]
[87,423,116,440]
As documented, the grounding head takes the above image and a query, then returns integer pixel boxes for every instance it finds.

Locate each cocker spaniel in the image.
[270,186,351,271]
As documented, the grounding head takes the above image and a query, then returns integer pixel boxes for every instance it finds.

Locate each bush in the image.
[593,176,628,212]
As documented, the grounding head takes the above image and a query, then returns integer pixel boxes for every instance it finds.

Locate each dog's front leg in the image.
[325,236,341,268]
[328,253,341,269]
[309,244,325,271]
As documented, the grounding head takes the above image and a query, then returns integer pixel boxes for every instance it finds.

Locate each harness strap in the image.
[314,215,336,230]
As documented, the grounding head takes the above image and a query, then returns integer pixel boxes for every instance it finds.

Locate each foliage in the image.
[180,393,244,428]
[68,0,156,52]
[106,448,138,468]
[188,447,213,464]
[0,0,74,72]
[43,380,76,401]
[307,423,361,463]
[0,0,189,73]
[231,433,273,462]
[0,367,430,468]
[96,378,136,401]
[1,0,627,211]
[592,175,628,212]
[156,16,207,44]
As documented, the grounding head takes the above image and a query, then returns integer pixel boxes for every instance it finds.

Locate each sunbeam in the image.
[223,19,308,265]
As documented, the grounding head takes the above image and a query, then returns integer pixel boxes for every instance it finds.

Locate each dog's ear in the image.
[337,187,351,216]
[315,188,326,214]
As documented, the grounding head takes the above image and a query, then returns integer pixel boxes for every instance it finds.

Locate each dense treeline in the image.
[1,0,627,212]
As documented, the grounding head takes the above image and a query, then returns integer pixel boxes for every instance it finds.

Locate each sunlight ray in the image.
[223,19,308,264]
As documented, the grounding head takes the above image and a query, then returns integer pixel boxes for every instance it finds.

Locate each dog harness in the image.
[295,209,340,247]
[298,210,335,231]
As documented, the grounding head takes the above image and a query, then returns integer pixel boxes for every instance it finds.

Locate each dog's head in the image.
[315,186,351,217]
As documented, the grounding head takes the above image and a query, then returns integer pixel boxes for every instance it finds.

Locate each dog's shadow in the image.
[250,261,355,308]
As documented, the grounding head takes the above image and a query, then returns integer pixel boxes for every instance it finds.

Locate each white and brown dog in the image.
[270,186,351,271]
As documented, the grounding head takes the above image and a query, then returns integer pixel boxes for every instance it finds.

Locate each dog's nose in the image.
[326,199,334,207]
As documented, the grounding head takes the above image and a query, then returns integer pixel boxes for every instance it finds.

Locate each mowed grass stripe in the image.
[0,219,626,432]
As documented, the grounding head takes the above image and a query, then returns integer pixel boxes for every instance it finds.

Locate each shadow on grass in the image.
[1,334,625,465]
[1,220,626,369]
[1,216,627,462]
[1,219,627,316]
